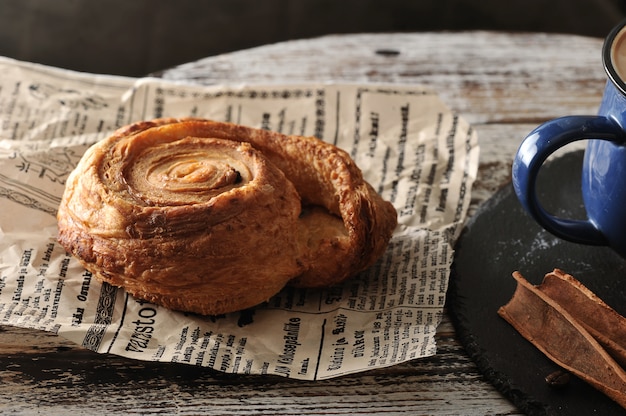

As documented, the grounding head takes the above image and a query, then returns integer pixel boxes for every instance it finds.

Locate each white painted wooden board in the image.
[1,31,609,415]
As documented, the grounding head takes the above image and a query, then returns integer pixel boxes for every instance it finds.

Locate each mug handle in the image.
[512,115,626,245]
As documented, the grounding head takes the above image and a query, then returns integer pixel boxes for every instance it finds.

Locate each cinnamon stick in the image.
[498,271,626,409]
[537,269,626,368]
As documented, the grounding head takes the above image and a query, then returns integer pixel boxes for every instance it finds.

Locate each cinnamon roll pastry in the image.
[57,118,397,315]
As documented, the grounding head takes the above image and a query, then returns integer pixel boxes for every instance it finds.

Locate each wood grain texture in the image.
[1,31,609,414]
[1,315,519,415]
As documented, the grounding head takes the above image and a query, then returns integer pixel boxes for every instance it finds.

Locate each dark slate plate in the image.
[449,150,626,415]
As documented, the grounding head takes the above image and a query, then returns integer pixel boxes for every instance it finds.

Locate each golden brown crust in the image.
[57,118,397,314]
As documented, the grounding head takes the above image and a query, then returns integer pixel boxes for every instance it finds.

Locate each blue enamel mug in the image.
[513,20,626,257]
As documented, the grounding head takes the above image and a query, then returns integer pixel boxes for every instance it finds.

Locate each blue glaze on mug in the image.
[512,20,626,258]
[583,136,626,253]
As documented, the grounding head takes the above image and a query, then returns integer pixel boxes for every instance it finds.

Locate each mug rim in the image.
[604,19,626,95]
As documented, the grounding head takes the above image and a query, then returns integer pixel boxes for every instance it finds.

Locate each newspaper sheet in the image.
[0,56,478,380]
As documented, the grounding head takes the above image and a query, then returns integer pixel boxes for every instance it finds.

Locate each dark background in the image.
[1,0,625,77]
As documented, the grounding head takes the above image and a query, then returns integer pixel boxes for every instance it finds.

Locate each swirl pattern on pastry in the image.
[57,118,397,315]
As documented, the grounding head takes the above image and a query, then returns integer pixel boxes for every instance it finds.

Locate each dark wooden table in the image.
[1,31,608,414]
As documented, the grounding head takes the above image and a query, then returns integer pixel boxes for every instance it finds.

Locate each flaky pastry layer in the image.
[57,118,397,315]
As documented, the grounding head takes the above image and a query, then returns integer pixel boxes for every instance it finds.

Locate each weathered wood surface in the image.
[1,31,608,414]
